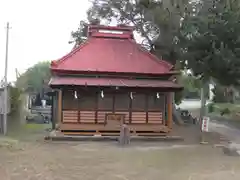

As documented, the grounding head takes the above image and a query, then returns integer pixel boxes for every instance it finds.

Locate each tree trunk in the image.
[199,81,207,124]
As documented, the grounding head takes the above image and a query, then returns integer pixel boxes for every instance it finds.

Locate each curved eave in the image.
[50,68,179,77]
[49,76,183,92]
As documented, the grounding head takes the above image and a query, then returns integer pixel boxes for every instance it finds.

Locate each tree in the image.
[69,19,100,48]
[180,0,240,118]
[8,85,22,115]
[15,61,51,94]
[180,73,203,99]
[71,0,193,64]
[181,0,240,83]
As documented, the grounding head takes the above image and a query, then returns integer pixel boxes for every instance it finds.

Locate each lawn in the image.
[207,103,240,127]
[213,103,240,113]
[6,121,51,141]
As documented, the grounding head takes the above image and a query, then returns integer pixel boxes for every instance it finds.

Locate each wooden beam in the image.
[95,93,98,124]
[145,93,148,123]
[167,93,173,129]
[60,123,169,132]
[129,97,132,124]
[113,93,116,113]
[78,90,81,123]
[58,90,63,124]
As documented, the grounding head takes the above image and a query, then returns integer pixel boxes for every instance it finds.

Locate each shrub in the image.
[9,86,22,115]
[220,108,231,116]
[208,103,215,113]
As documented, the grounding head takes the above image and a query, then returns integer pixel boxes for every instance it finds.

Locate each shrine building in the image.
[49,25,183,136]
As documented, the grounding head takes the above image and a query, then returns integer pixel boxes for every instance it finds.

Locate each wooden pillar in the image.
[129,97,132,124]
[167,92,173,129]
[113,93,116,113]
[145,93,148,123]
[95,93,98,124]
[58,89,62,125]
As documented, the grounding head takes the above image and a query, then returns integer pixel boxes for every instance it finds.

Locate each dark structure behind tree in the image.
[47,91,57,130]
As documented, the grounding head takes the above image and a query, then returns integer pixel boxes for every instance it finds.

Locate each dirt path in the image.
[189,109,240,144]
[209,120,240,143]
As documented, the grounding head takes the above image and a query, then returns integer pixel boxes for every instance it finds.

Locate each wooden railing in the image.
[80,111,95,123]
[97,111,112,123]
[148,112,163,124]
[62,110,163,124]
[62,111,78,123]
[131,112,146,124]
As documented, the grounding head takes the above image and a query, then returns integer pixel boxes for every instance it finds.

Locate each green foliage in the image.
[180,0,240,86]
[220,108,231,116]
[69,21,88,47]
[174,91,183,105]
[174,71,208,103]
[69,19,100,48]
[15,61,51,94]
[178,73,207,99]
[71,0,193,64]
[207,103,215,113]
[8,85,22,115]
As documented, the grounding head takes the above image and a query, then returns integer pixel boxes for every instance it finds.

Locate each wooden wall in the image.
[61,89,166,125]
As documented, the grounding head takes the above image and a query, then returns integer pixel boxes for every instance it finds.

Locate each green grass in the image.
[207,103,240,129]
[6,122,51,141]
[1,114,50,141]
[213,103,240,113]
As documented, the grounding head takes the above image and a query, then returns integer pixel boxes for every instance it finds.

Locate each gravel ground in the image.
[1,140,240,180]
[0,114,237,180]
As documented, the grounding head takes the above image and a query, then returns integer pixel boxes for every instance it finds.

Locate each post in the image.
[3,22,10,135]
[167,93,173,129]
[200,116,210,144]
[199,87,206,121]
[49,92,56,130]
[57,90,62,129]
[119,124,130,146]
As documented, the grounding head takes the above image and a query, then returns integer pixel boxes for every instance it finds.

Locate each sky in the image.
[0,0,91,82]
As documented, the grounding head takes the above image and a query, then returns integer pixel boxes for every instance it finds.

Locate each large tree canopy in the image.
[180,0,240,85]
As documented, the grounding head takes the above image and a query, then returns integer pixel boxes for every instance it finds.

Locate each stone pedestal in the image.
[119,124,130,146]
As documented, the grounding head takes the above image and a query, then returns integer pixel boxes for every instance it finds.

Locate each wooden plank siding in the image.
[61,89,167,131]
[62,111,163,124]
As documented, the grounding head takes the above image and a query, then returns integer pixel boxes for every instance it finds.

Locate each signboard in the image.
[105,113,125,125]
[201,116,210,132]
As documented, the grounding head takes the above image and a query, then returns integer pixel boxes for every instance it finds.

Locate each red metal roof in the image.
[49,77,182,89]
[51,25,173,75]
